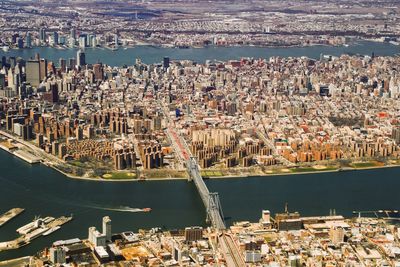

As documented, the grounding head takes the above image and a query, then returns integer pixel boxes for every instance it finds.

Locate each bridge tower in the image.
[206,192,225,226]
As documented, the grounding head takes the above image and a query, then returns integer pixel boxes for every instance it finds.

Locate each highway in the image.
[218,233,245,267]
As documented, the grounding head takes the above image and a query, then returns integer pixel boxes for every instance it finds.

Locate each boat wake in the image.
[84,205,144,213]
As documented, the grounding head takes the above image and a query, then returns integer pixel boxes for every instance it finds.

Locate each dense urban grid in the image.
[0,51,400,179]
[6,209,400,266]
[2,0,400,49]
[1,1,400,266]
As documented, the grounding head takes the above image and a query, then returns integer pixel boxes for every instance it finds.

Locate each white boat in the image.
[16,217,41,235]
[25,227,49,241]
[42,226,61,236]
[43,217,55,224]
[2,46,9,52]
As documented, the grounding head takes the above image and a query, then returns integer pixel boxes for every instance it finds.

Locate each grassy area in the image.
[290,166,338,173]
[350,161,383,168]
[69,160,87,168]
[102,172,136,180]
[201,170,224,177]
[143,169,188,179]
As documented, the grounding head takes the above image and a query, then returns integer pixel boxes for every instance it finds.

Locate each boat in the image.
[2,46,9,52]
[25,227,49,241]
[142,208,152,212]
[42,226,61,236]
[16,217,41,235]
[43,216,55,224]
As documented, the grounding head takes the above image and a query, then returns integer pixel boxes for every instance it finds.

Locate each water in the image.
[1,148,400,260]
[0,42,400,260]
[1,41,399,66]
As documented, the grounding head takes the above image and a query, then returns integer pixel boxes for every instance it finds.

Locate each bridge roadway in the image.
[166,128,226,230]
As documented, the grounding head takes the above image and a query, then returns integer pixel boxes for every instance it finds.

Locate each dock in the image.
[0,208,25,227]
[0,140,40,164]
[13,150,41,164]
[0,215,73,252]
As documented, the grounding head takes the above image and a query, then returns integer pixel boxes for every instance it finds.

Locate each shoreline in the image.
[201,163,400,180]
[1,131,399,183]
[47,161,400,182]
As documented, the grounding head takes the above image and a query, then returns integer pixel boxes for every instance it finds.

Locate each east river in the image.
[0,41,400,260]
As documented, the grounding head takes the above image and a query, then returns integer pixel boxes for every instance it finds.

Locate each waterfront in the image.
[1,41,400,66]
[1,41,400,261]
[1,148,400,260]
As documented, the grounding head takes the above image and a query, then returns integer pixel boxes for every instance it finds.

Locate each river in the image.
[1,148,400,260]
[1,41,399,66]
[0,41,400,260]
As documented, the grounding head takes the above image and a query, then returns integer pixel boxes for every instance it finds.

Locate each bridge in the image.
[161,105,243,265]
[166,128,226,230]
[187,157,226,230]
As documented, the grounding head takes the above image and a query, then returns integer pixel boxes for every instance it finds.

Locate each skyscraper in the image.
[70,28,76,40]
[26,32,31,48]
[102,216,111,241]
[163,56,170,70]
[114,34,118,47]
[68,58,76,68]
[39,28,46,42]
[25,59,40,87]
[79,36,86,48]
[17,38,24,49]
[77,50,86,67]
[53,31,59,45]
[59,58,66,72]
[39,58,47,81]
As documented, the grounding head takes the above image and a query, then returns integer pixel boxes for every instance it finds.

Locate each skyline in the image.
[1,0,400,266]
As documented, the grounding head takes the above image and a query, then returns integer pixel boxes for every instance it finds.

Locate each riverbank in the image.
[202,163,400,180]
[51,160,400,182]
[2,40,399,66]
[1,128,400,183]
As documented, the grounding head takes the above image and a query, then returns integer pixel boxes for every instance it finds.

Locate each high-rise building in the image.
[88,227,106,247]
[93,63,103,81]
[59,58,66,72]
[70,28,76,40]
[103,216,112,241]
[53,31,59,45]
[260,210,271,226]
[184,226,203,242]
[91,34,97,47]
[39,28,46,42]
[329,226,345,244]
[17,38,24,49]
[163,56,170,70]
[114,34,118,47]
[68,58,76,68]
[49,247,66,264]
[25,59,40,87]
[26,32,31,48]
[77,50,86,67]
[39,58,47,81]
[392,127,400,144]
[79,35,86,48]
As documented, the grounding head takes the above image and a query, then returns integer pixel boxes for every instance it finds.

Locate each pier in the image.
[0,208,25,227]
[0,215,73,252]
